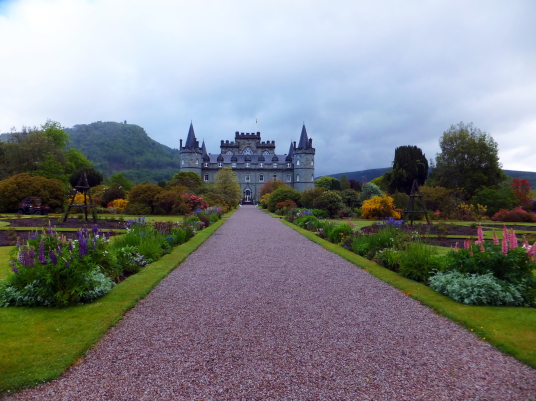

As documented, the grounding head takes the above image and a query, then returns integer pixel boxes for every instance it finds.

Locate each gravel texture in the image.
[5,206,536,400]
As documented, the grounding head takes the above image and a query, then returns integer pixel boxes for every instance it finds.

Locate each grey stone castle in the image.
[179,123,315,203]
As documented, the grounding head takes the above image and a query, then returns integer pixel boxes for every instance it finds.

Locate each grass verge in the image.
[281,219,536,370]
[0,216,228,394]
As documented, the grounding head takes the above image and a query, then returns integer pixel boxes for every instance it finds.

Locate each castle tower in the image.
[293,125,315,192]
[179,123,203,176]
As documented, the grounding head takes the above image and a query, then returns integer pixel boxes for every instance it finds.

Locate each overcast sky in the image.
[1,0,535,177]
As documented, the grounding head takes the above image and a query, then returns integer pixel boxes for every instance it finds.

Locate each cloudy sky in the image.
[1,0,535,177]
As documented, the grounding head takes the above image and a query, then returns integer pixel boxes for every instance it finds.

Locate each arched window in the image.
[311,174,314,181]
[242,147,253,155]
[296,174,300,182]
[245,174,250,182]
[226,150,234,155]
[286,174,291,182]
[259,174,264,182]
[296,160,300,166]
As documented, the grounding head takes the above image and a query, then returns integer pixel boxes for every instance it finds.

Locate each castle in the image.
[178,123,315,203]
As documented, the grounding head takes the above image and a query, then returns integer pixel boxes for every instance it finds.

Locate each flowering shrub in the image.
[275,199,297,215]
[376,217,404,228]
[110,198,128,213]
[0,226,114,307]
[491,207,536,222]
[181,193,209,214]
[361,196,401,220]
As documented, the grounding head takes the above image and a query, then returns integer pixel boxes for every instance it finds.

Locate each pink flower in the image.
[477,225,484,242]
[493,232,499,245]
[509,230,518,250]
[479,242,485,253]
[464,238,471,249]
[501,238,508,255]
[454,242,459,252]
[503,226,509,244]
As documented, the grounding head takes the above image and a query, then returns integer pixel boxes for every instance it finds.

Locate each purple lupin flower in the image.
[92,225,99,235]
[12,267,19,274]
[65,259,70,269]
[49,250,58,266]
[68,240,73,252]
[38,240,48,264]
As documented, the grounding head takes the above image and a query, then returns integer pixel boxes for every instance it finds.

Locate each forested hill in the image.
[327,168,536,187]
[65,121,180,183]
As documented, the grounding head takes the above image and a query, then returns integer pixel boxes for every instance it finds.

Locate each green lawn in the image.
[280,218,536,370]
[0,213,229,393]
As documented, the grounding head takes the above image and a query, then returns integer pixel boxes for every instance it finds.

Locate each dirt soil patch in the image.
[0,217,125,246]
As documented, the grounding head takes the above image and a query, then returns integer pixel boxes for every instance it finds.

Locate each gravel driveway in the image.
[6,205,536,400]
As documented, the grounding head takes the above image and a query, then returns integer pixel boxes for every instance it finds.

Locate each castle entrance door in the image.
[244,189,251,202]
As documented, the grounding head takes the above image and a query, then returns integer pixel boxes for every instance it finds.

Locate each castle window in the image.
[259,174,264,182]
[181,159,184,165]
[286,174,291,182]
[232,162,236,168]
[296,160,300,166]
[204,174,209,182]
[218,162,222,168]
[287,163,291,168]
[242,147,253,155]
[273,174,277,180]
[245,174,250,182]
[204,162,208,167]
[226,150,234,155]
[311,174,314,181]
[260,162,264,168]
[262,151,270,155]
[195,159,199,164]
[311,159,314,166]
[246,162,250,168]
[273,163,277,168]
[297,174,300,182]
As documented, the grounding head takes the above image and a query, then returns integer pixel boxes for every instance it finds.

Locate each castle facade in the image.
[178,124,315,203]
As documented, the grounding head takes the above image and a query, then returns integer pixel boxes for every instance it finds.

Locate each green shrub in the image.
[375,248,401,272]
[398,242,443,282]
[268,187,301,213]
[429,271,528,306]
[327,223,354,244]
[312,190,343,218]
[351,226,402,259]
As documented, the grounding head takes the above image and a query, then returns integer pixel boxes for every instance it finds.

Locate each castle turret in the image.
[179,123,203,176]
[293,125,315,191]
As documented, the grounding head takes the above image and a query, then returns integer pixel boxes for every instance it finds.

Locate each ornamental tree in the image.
[510,178,532,211]
[428,122,506,197]
[384,145,428,194]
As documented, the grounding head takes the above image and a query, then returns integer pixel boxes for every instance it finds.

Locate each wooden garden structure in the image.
[63,172,95,222]
[403,179,431,225]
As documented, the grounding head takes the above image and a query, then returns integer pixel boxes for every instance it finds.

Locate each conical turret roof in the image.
[185,123,197,149]
[286,141,294,161]
[297,124,309,149]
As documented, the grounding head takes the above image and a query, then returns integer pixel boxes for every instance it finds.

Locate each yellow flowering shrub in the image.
[259,193,271,209]
[362,195,401,220]
[111,198,128,212]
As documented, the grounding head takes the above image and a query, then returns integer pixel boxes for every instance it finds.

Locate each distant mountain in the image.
[327,168,536,187]
[65,121,181,183]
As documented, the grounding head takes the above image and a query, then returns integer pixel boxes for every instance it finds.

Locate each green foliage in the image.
[0,173,65,212]
[299,187,324,208]
[428,122,506,197]
[65,121,181,183]
[167,171,203,193]
[327,223,354,244]
[339,174,350,190]
[69,167,104,188]
[213,167,241,208]
[358,182,383,203]
[268,187,301,213]
[259,178,287,198]
[391,191,409,210]
[315,176,341,191]
[385,145,429,194]
[41,119,70,149]
[351,226,403,259]
[472,186,517,216]
[109,172,134,191]
[370,176,389,192]
[100,183,126,206]
[419,185,455,216]
[32,153,67,183]
[398,242,443,282]
[312,190,343,217]
[340,189,361,208]
[64,148,93,175]
[375,248,402,272]
[127,183,164,213]
[429,271,530,306]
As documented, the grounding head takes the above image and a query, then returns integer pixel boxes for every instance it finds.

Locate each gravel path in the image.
[6,206,536,400]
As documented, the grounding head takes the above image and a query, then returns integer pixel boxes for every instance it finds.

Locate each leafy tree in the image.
[32,154,67,183]
[109,172,134,191]
[472,185,517,217]
[0,173,65,212]
[213,167,241,208]
[340,174,350,190]
[419,185,455,216]
[370,176,389,192]
[42,119,70,149]
[428,122,506,197]
[510,178,532,211]
[340,189,361,208]
[65,148,93,175]
[315,176,341,191]
[384,145,428,194]
[268,187,301,212]
[259,179,287,198]
[313,190,343,218]
[127,183,164,213]
[348,179,362,191]
[358,182,383,203]
[101,183,127,206]
[154,189,187,214]
[69,167,104,188]
[167,171,203,193]
[299,187,325,208]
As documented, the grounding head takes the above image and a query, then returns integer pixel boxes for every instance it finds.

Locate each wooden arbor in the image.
[63,172,95,222]
[403,179,431,225]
